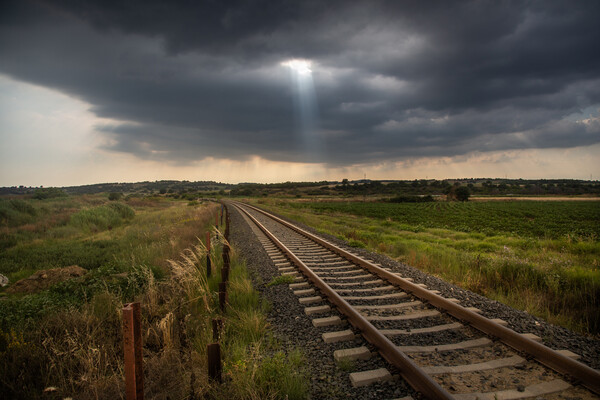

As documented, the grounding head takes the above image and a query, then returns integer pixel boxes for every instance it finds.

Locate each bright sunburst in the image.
[281,59,312,75]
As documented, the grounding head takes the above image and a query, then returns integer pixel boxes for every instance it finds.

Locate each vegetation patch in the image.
[267,274,296,286]
[0,239,119,278]
[69,202,135,232]
[0,195,306,399]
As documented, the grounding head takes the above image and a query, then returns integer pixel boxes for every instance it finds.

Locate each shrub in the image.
[70,203,134,232]
[107,192,122,201]
[0,199,38,227]
[33,188,67,200]
[8,199,36,216]
[106,202,135,219]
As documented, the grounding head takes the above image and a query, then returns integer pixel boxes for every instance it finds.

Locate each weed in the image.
[348,239,366,248]
[336,358,355,372]
[267,274,295,286]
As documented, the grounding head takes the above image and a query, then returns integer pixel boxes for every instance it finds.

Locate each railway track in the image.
[229,201,600,399]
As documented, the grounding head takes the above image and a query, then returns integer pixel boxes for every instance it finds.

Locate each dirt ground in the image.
[6,265,87,294]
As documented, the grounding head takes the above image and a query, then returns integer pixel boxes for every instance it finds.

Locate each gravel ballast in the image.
[228,204,412,399]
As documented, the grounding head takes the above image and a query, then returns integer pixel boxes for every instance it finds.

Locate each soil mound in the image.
[6,266,87,294]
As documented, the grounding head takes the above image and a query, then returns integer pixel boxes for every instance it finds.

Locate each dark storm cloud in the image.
[1,0,599,165]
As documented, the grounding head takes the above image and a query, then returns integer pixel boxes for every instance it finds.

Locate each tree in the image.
[455,186,470,202]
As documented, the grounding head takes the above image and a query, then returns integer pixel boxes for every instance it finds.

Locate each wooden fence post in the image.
[123,302,144,400]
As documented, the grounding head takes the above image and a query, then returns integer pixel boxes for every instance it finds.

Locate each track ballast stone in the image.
[228,205,413,399]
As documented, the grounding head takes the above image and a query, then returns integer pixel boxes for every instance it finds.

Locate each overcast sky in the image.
[1,0,599,186]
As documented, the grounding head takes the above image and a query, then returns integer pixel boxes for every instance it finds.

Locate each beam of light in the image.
[281,59,312,75]
[281,59,322,163]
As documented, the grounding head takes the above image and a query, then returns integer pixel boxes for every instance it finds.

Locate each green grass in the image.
[250,198,600,335]
[218,256,307,399]
[0,240,119,277]
[267,274,296,286]
[1,196,308,399]
[0,195,219,328]
[69,202,134,232]
[155,233,308,400]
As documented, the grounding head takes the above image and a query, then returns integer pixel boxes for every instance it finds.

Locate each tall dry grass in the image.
[1,202,306,399]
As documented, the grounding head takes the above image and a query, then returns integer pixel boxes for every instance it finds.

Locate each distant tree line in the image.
[1,178,598,198]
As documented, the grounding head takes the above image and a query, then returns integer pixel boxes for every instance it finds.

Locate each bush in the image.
[106,202,135,219]
[33,188,67,200]
[8,200,36,216]
[0,199,37,227]
[107,192,122,201]
[70,203,134,232]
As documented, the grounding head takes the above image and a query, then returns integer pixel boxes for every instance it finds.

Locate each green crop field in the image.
[279,200,600,239]
[250,198,600,335]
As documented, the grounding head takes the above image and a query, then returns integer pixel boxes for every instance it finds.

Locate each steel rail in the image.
[232,202,454,400]
[235,201,600,395]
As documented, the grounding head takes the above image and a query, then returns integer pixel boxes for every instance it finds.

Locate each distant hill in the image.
[1,178,598,197]
[0,180,232,196]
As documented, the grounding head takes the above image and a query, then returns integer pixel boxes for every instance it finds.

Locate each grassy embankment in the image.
[249,198,600,335]
[0,195,307,399]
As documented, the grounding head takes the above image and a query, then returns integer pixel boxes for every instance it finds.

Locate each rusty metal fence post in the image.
[221,244,230,282]
[123,302,144,400]
[218,282,227,312]
[212,318,223,341]
[206,231,211,277]
[207,343,222,383]
[225,209,230,241]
